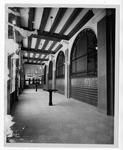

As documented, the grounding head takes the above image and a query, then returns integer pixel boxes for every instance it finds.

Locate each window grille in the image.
[71,28,97,77]
[56,51,65,78]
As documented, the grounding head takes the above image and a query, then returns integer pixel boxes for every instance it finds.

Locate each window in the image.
[48,61,53,80]
[71,28,97,77]
[56,51,65,78]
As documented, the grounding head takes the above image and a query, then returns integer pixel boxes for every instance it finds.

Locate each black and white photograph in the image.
[1,0,122,149]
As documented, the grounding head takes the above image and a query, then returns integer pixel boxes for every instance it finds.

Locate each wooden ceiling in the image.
[9,7,95,65]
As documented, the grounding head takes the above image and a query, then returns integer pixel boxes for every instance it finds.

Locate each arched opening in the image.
[56,51,65,94]
[70,28,98,106]
[48,61,53,89]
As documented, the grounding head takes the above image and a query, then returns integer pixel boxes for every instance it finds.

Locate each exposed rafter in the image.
[59,8,83,35]
[23,56,49,61]
[36,8,67,59]
[27,8,35,59]
[21,27,69,41]
[49,8,67,34]
[32,32,69,41]
[48,41,57,51]
[42,41,57,59]
[68,10,94,39]
[21,47,55,54]
[39,8,51,34]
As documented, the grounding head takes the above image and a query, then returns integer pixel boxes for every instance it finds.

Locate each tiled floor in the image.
[9,88,114,144]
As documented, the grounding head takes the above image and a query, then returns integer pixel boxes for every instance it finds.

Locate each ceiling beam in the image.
[27,8,35,59]
[50,8,67,34]
[32,31,69,41]
[59,8,83,35]
[68,10,94,39]
[21,27,69,41]
[39,8,51,34]
[24,62,45,65]
[21,47,55,54]
[23,56,49,61]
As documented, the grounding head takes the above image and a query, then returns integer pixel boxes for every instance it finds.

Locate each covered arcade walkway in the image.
[10,88,114,144]
[5,5,117,146]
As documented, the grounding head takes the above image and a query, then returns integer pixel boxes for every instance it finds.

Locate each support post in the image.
[97,10,115,116]
[65,49,70,98]
[98,16,107,114]
[52,60,56,89]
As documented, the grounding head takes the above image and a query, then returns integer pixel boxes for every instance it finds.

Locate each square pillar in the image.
[52,60,56,89]
[97,10,115,116]
[98,17,107,114]
[46,65,49,89]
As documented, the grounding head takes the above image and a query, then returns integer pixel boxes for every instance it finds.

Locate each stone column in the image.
[97,10,115,116]
[65,49,70,98]
[46,65,49,89]
[52,60,56,89]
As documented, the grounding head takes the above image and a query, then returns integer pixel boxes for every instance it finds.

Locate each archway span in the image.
[70,28,98,106]
[56,51,65,95]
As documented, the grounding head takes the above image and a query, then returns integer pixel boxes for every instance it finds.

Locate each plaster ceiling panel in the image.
[38,39,45,49]
[64,8,90,35]
[33,8,44,30]
[23,37,28,48]
[31,37,37,49]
